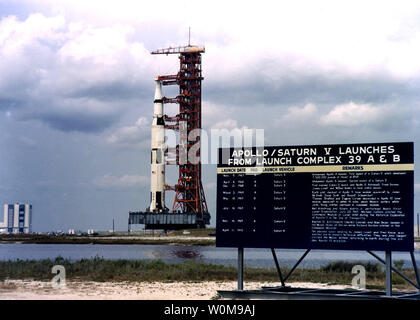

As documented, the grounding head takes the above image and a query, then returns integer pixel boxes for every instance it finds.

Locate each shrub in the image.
[321,261,380,273]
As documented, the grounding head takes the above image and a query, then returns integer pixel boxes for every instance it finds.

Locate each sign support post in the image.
[271,248,285,286]
[238,247,244,291]
[410,251,420,291]
[386,251,392,296]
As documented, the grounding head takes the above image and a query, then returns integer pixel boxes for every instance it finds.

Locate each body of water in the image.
[1,243,419,269]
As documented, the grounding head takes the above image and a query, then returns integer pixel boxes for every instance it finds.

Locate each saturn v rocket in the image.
[148,78,167,213]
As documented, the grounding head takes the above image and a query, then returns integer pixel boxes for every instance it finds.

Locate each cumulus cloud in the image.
[320,102,382,127]
[0,13,153,132]
[278,103,318,127]
[2,6,420,135]
[106,117,150,148]
[319,102,408,131]
[202,101,250,132]
[211,119,242,130]
[271,101,412,136]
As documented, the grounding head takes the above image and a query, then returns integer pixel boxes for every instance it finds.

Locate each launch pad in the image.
[128,212,210,230]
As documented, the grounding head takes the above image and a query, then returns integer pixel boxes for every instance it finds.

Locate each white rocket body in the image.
[149,79,166,212]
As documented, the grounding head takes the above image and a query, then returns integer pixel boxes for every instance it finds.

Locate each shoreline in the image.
[0,236,216,246]
[0,229,217,246]
[1,236,419,249]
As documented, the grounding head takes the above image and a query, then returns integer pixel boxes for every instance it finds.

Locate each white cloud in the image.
[2,4,420,134]
[320,102,386,127]
[278,104,318,127]
[27,1,420,79]
[202,101,230,128]
[106,117,150,148]
[94,174,148,188]
[202,101,249,131]
[270,101,410,136]
[56,22,152,90]
[0,13,65,56]
[211,119,240,130]
[59,24,134,63]
[0,13,153,132]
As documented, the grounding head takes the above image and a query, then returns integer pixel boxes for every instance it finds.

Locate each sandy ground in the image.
[0,280,352,300]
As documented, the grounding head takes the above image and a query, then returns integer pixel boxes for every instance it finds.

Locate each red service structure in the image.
[129,44,211,230]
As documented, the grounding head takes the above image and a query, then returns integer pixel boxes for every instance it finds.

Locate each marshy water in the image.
[1,243,419,269]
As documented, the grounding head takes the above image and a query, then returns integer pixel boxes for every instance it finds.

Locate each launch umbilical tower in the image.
[128,44,210,230]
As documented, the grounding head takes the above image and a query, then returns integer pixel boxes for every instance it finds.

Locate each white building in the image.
[0,204,32,234]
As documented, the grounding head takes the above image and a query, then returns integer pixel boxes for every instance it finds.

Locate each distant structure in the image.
[128,41,210,230]
[0,204,32,234]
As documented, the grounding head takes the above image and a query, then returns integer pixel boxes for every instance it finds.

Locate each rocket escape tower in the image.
[128,43,211,230]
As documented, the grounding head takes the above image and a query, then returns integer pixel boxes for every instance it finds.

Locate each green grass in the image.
[0,257,418,290]
[0,257,240,282]
[320,260,381,273]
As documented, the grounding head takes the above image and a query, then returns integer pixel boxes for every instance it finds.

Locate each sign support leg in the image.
[238,247,244,291]
[367,250,419,290]
[271,248,285,286]
[410,251,420,291]
[284,249,311,282]
[385,251,392,296]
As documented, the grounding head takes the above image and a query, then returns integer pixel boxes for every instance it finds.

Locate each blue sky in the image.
[0,0,420,231]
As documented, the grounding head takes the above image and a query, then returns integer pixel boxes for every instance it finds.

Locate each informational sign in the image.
[216,142,414,251]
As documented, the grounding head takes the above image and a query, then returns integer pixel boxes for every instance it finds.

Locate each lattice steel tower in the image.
[128,43,210,230]
[151,45,209,224]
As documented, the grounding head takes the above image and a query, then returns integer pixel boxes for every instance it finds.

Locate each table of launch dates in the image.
[216,143,414,251]
[218,173,287,234]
